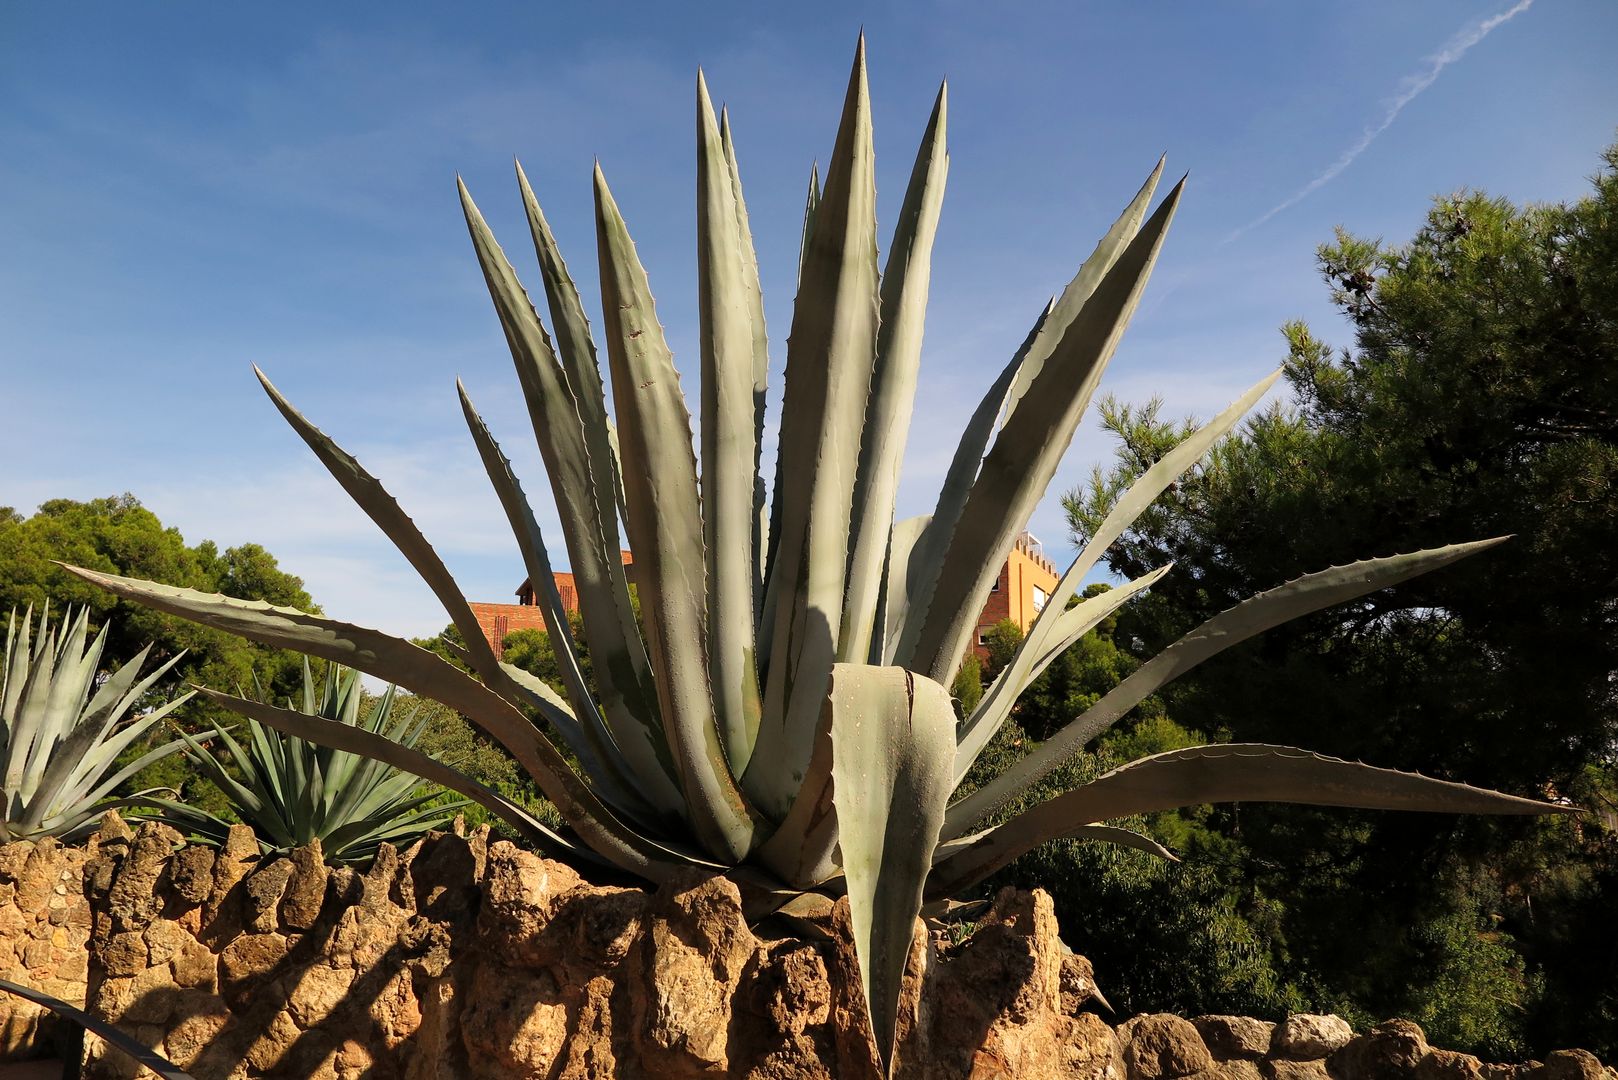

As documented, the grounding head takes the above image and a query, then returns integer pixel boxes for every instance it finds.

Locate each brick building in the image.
[471,534,1058,665]
[969,531,1060,662]
[467,550,637,660]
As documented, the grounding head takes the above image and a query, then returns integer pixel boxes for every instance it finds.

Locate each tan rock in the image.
[99,930,148,977]
[167,844,215,906]
[105,823,181,933]
[1196,1016,1277,1061]
[285,963,356,1028]
[461,961,572,1076]
[635,871,758,1073]
[218,931,289,1007]
[281,840,329,930]
[1274,1015,1355,1060]
[1067,1011,1127,1080]
[161,997,231,1069]
[1122,1014,1214,1080]
[1328,1020,1431,1080]
[242,856,295,933]
[1418,1049,1487,1080]
[170,936,217,990]
[1264,1060,1330,1080]
[1532,1051,1610,1080]
[143,918,191,966]
[753,941,833,1037]
[478,842,584,964]
[206,823,260,920]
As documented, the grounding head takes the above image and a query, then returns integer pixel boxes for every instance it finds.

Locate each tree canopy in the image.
[1027,143,1618,1057]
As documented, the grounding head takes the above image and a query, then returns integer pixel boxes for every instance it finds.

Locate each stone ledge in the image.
[0,816,1609,1080]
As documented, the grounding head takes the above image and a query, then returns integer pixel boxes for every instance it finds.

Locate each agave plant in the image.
[63,40,1571,1071]
[140,660,469,864]
[1,606,195,842]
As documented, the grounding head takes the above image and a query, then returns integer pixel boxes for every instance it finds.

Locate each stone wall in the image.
[0,834,95,1062]
[0,816,1611,1080]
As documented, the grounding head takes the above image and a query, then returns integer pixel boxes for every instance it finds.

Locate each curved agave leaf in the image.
[1000,156,1165,426]
[947,538,1509,835]
[254,367,513,683]
[0,977,196,1080]
[457,381,662,822]
[928,743,1572,900]
[515,160,629,534]
[750,39,881,820]
[698,75,766,776]
[841,81,949,666]
[56,566,697,881]
[934,822,1178,866]
[830,665,955,1073]
[911,174,1186,687]
[958,366,1280,772]
[458,178,668,786]
[877,514,932,667]
[594,163,758,862]
[888,301,1049,668]
[193,688,604,867]
[954,564,1171,783]
[718,106,772,630]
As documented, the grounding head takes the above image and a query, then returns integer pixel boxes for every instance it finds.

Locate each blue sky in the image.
[5,2,1616,639]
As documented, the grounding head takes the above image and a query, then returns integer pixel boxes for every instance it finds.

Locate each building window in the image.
[1031,585,1049,613]
[989,579,1000,592]
[977,632,989,646]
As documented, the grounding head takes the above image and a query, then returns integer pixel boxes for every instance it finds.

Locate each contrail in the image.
[1228,0,1535,241]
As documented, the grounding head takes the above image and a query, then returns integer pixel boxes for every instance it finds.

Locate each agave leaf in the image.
[761,158,823,609]
[516,160,630,533]
[877,515,932,666]
[962,366,1279,756]
[934,822,1178,866]
[195,688,643,872]
[947,538,1510,835]
[457,381,666,821]
[0,977,197,1080]
[594,163,757,862]
[829,664,955,1072]
[928,743,1572,900]
[698,75,767,776]
[842,81,949,666]
[1001,157,1165,425]
[57,566,698,880]
[255,368,513,683]
[888,300,1051,668]
[912,174,1186,687]
[954,564,1171,783]
[750,38,880,820]
[458,178,668,781]
[718,106,772,621]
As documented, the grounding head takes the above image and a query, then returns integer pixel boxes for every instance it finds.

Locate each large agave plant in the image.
[1,606,195,842]
[63,40,1571,1070]
[140,660,469,863]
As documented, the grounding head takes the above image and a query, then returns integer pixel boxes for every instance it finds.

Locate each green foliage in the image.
[143,662,467,863]
[1059,142,1618,1057]
[980,618,1023,680]
[1,607,193,841]
[950,652,983,720]
[0,496,317,815]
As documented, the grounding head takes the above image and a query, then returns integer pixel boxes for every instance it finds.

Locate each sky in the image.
[4,2,1616,641]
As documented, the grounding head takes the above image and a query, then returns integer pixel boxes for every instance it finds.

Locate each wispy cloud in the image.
[1229,0,1535,241]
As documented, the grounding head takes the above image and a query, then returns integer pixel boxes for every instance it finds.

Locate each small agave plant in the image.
[1,606,195,842]
[140,659,469,864]
[65,40,1571,1071]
